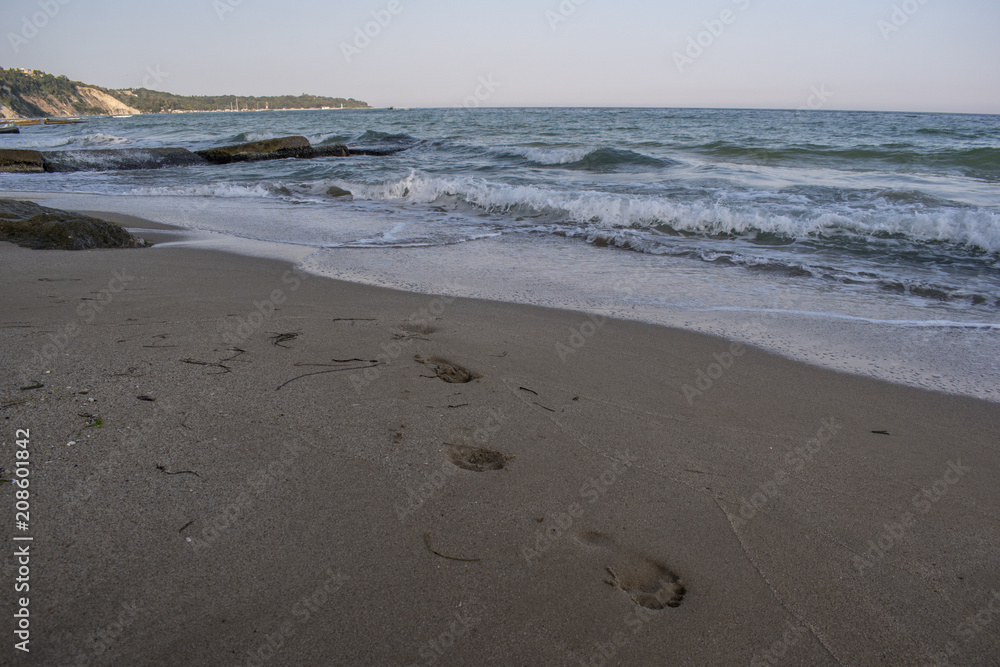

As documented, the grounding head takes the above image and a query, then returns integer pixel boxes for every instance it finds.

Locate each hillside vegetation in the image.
[0,67,369,118]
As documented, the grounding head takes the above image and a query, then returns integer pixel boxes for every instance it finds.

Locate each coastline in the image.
[2,211,999,665]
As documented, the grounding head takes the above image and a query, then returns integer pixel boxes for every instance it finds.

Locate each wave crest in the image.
[493,146,674,171]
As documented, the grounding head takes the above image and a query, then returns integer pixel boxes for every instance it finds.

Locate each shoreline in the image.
[1,215,999,664]
[3,192,998,405]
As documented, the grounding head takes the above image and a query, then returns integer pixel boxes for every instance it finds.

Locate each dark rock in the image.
[347,146,413,156]
[42,147,206,172]
[195,136,312,164]
[0,149,45,173]
[326,186,352,198]
[310,144,350,158]
[0,199,147,250]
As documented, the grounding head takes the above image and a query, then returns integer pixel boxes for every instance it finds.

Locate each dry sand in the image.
[1,212,999,666]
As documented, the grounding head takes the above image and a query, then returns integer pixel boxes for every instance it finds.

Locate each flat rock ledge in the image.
[0,199,147,250]
[0,136,377,173]
[0,149,45,173]
[196,137,352,163]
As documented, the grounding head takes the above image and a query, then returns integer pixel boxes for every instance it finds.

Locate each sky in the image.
[1,0,998,113]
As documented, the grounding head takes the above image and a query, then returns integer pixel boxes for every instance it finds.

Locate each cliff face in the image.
[0,67,369,118]
[77,87,141,115]
[0,68,139,118]
[3,86,140,118]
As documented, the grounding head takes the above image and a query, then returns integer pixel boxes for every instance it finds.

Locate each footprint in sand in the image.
[415,355,481,383]
[576,530,686,609]
[446,444,513,472]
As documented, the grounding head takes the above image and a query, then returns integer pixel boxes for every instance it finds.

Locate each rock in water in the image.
[195,136,312,164]
[42,147,206,172]
[0,149,45,173]
[311,144,350,158]
[326,186,353,198]
[0,199,147,250]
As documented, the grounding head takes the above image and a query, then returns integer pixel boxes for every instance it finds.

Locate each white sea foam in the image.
[490,146,593,165]
[60,133,130,147]
[128,183,279,198]
[323,171,1000,253]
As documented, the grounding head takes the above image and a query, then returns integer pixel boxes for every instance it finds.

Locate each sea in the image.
[2,108,998,401]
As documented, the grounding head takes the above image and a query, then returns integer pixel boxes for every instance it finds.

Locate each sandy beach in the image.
[2,212,999,666]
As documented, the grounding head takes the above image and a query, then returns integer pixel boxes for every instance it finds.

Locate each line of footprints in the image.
[417,353,686,611]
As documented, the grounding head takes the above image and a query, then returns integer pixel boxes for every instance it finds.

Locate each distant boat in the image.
[44,118,84,125]
[12,119,41,126]
[112,114,133,118]
[0,124,19,134]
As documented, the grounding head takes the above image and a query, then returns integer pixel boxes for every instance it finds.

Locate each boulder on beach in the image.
[0,199,147,250]
[0,149,45,173]
[195,136,312,164]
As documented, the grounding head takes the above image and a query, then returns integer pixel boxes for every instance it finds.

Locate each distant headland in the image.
[0,67,371,119]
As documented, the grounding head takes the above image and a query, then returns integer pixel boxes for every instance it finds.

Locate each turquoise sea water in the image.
[2,108,998,399]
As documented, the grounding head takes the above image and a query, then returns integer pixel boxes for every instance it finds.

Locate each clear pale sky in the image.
[2,0,998,113]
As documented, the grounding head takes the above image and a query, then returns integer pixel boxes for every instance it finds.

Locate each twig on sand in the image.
[518,386,538,395]
[156,464,199,477]
[422,532,480,563]
[143,333,177,348]
[269,332,301,348]
[533,402,556,413]
[871,430,891,436]
[179,520,195,533]
[275,362,381,391]
[332,318,376,323]
[293,358,379,368]
[19,383,44,391]
[181,348,246,374]
[393,332,429,341]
